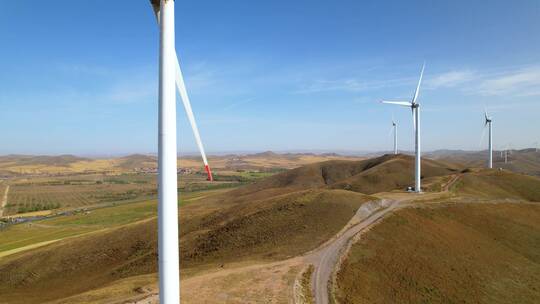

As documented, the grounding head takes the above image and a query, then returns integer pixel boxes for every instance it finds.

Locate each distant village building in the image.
[177,168,192,175]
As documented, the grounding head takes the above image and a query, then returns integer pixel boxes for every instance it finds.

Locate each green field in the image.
[0,188,232,258]
[0,200,157,255]
[5,182,156,214]
[3,172,252,215]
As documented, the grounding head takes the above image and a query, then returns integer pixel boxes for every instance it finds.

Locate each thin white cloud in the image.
[476,66,540,96]
[295,76,414,94]
[295,64,540,99]
[427,70,476,88]
[106,81,156,104]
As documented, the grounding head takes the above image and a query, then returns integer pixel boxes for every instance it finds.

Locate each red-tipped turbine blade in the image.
[205,165,213,181]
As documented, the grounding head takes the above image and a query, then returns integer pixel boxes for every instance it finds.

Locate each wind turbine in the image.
[504,143,513,164]
[389,116,398,155]
[150,0,213,182]
[381,63,425,193]
[150,0,179,303]
[482,110,493,168]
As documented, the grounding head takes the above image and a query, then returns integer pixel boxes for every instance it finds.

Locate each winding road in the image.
[303,174,462,304]
[304,199,400,304]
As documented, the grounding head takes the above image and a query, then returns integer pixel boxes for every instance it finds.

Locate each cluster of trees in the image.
[17,202,61,214]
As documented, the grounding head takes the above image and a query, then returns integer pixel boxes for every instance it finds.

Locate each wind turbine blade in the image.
[412,62,425,104]
[381,100,412,107]
[479,125,487,148]
[175,54,213,181]
[388,125,394,137]
[151,1,213,181]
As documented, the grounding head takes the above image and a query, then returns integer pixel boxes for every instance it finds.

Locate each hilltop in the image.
[235,154,458,195]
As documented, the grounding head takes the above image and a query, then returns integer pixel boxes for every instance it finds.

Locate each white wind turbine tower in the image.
[150,0,213,182]
[381,63,425,193]
[153,0,179,302]
[148,0,215,303]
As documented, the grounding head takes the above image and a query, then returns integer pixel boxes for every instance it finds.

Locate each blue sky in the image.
[1,0,539,155]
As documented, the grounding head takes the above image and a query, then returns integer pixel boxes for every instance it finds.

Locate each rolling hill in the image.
[234,154,459,195]
[0,188,373,303]
[0,152,364,176]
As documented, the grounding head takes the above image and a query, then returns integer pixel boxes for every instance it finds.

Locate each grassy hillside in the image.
[0,187,372,303]
[181,189,373,264]
[451,169,540,201]
[0,154,88,167]
[236,154,457,196]
[115,154,157,170]
[329,155,457,194]
[336,203,540,304]
[0,218,158,304]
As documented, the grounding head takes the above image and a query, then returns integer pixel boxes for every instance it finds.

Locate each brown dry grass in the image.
[335,203,540,304]
[238,154,458,196]
[451,169,540,201]
[0,187,371,303]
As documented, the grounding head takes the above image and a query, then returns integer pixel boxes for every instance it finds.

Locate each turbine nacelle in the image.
[484,110,492,125]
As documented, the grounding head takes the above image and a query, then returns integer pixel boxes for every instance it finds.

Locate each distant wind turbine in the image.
[150,0,213,182]
[481,110,493,168]
[504,143,513,164]
[381,63,425,193]
[389,117,398,155]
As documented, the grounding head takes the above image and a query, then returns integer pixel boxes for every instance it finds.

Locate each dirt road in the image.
[124,191,445,304]
[304,199,399,304]
[442,174,461,192]
[125,200,399,304]
[0,185,10,217]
